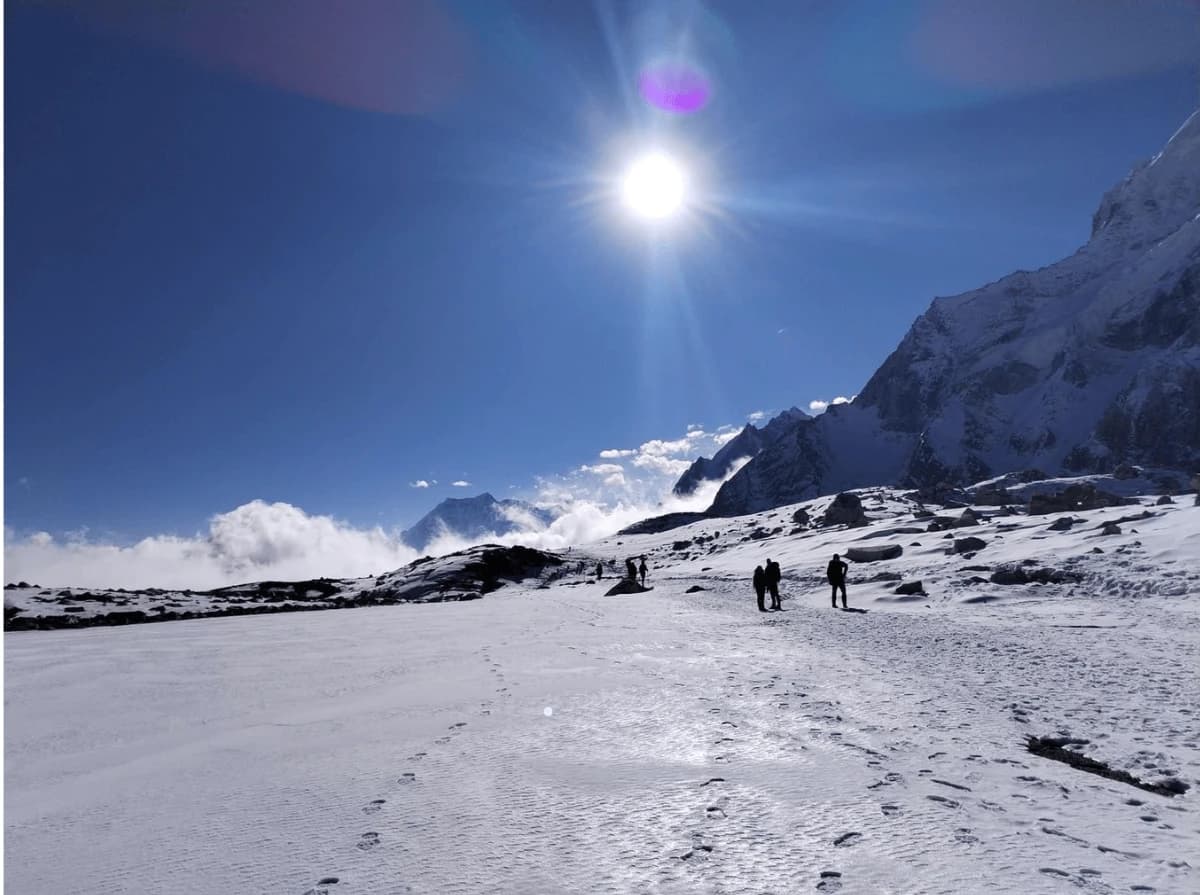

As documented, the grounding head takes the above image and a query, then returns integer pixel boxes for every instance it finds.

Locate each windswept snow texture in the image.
[6,488,1199,894]
[711,111,1200,516]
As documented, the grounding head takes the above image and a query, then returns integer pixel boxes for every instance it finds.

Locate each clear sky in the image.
[5,0,1199,583]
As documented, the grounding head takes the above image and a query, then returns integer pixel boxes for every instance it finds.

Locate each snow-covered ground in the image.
[6,488,1199,893]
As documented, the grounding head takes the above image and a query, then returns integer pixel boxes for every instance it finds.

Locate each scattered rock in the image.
[1047,517,1077,531]
[894,580,925,596]
[1155,495,1174,505]
[1112,463,1141,480]
[1099,522,1122,536]
[685,585,706,593]
[672,540,692,551]
[821,492,868,527]
[953,536,987,554]
[791,507,810,526]
[868,571,903,582]
[844,544,902,563]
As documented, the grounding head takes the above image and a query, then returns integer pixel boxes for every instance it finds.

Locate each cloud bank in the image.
[5,419,765,590]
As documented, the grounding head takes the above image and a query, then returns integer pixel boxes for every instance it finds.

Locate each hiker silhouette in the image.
[827,553,849,609]
[764,558,782,610]
[752,565,767,612]
[638,556,648,587]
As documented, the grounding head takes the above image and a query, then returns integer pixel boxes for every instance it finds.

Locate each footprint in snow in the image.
[356,832,381,851]
[816,871,843,892]
[302,878,339,895]
[362,799,385,814]
[833,832,862,848]
[926,795,960,808]
[398,772,417,784]
[881,804,901,817]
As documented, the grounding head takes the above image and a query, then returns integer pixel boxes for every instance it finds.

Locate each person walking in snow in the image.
[596,561,604,580]
[753,565,768,612]
[625,557,638,582]
[765,558,782,610]
[827,553,849,609]
[638,556,648,587]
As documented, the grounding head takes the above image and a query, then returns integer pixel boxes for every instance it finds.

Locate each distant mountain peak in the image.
[401,492,556,552]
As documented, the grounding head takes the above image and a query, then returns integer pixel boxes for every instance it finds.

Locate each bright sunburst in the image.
[621,152,687,220]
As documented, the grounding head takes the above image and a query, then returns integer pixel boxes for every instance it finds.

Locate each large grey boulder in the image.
[1029,484,1131,515]
[953,536,988,554]
[822,493,868,527]
[844,544,903,562]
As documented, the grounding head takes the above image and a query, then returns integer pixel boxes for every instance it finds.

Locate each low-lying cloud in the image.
[808,395,857,414]
[6,419,764,591]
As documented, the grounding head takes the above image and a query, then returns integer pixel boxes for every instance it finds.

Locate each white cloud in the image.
[3,414,771,591]
[747,411,766,423]
[4,501,420,590]
[580,463,625,476]
[451,480,471,488]
[809,395,858,415]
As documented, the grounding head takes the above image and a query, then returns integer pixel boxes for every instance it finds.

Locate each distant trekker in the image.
[638,556,648,587]
[827,553,849,609]
[596,561,604,580]
[626,557,638,581]
[753,565,767,612]
[765,558,782,610]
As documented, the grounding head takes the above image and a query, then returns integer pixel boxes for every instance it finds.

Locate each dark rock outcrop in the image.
[1028,484,1132,515]
[953,536,987,554]
[822,493,868,528]
[605,579,653,596]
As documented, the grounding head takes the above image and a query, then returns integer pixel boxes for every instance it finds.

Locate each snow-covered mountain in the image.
[401,493,557,551]
[708,111,1200,516]
[672,407,810,496]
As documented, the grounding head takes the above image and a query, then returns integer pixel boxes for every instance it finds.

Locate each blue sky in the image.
[5,0,1199,582]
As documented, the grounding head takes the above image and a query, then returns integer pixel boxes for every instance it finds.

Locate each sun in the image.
[621,152,687,220]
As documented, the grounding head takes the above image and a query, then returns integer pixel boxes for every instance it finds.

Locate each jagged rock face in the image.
[402,493,556,551]
[709,111,1200,517]
[673,408,810,497]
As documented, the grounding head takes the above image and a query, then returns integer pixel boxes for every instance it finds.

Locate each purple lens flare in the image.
[638,62,711,114]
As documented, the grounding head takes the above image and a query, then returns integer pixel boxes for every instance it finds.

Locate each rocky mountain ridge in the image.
[702,111,1200,517]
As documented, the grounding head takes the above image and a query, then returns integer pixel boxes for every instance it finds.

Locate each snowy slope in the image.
[710,111,1200,516]
[6,483,1199,894]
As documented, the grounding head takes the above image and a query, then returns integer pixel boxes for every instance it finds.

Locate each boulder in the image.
[1112,463,1141,480]
[1099,521,1122,535]
[605,579,653,596]
[844,544,903,563]
[685,585,706,593]
[672,540,692,551]
[791,507,810,526]
[1047,517,1076,531]
[953,536,987,554]
[894,580,925,595]
[1155,495,1174,505]
[822,492,868,527]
